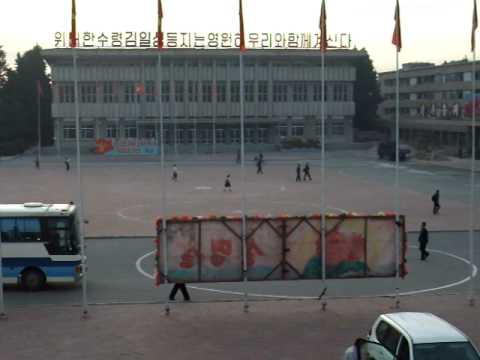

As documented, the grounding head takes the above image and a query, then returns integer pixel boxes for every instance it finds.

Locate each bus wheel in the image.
[21,269,46,291]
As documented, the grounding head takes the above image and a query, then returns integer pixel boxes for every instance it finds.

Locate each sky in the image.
[0,0,477,73]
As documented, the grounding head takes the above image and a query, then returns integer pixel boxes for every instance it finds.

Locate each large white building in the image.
[42,48,365,154]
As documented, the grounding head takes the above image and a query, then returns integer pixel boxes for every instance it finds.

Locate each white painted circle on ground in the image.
[135,246,478,299]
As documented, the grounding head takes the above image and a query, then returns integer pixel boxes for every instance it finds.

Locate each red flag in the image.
[36,80,43,97]
[392,0,402,51]
[70,0,77,48]
[135,83,145,96]
[157,0,164,49]
[319,0,327,52]
[473,0,478,52]
[239,0,246,52]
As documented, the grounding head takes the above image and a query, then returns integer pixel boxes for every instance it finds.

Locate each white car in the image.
[346,312,480,359]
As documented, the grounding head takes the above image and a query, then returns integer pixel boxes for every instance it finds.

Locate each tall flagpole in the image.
[156,0,169,315]
[469,51,476,307]
[319,0,328,311]
[469,0,477,304]
[239,0,249,313]
[73,49,88,317]
[0,231,6,319]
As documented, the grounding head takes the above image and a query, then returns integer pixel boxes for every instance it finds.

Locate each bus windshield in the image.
[414,342,480,360]
[45,216,80,255]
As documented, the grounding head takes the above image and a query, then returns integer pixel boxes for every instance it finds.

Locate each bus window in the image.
[46,218,78,255]
[18,218,42,242]
[0,218,17,242]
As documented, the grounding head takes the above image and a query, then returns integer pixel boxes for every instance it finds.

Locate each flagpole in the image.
[37,82,41,167]
[73,48,89,317]
[320,49,327,311]
[240,51,249,313]
[156,52,169,315]
[0,231,6,319]
[394,45,401,309]
[469,50,476,307]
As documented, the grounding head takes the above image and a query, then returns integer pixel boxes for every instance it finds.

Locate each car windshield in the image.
[414,342,480,360]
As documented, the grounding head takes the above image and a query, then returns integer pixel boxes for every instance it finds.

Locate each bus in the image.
[0,203,83,291]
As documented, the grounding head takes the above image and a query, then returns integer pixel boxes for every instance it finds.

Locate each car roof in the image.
[383,313,468,344]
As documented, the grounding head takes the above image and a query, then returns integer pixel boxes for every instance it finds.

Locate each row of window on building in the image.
[383,71,480,88]
[383,90,478,102]
[62,122,345,142]
[56,81,349,104]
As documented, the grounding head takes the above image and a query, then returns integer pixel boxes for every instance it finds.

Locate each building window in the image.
[278,125,288,138]
[145,81,155,103]
[162,81,170,102]
[103,82,114,103]
[231,81,240,102]
[293,82,308,102]
[124,126,137,138]
[291,125,304,137]
[125,83,139,103]
[63,126,76,139]
[59,83,74,103]
[273,82,288,102]
[176,129,185,144]
[80,125,94,139]
[331,121,345,135]
[216,128,225,143]
[80,82,96,103]
[258,81,268,102]
[258,128,267,143]
[245,81,254,102]
[106,126,117,138]
[175,81,184,102]
[216,81,226,103]
[333,83,348,101]
[188,81,198,102]
[246,128,256,143]
[230,128,240,143]
[313,82,325,101]
[202,81,212,102]
[198,129,212,144]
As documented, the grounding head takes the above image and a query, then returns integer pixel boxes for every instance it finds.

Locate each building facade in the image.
[379,60,480,152]
[42,48,364,154]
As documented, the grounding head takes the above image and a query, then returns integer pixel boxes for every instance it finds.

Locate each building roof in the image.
[383,313,468,344]
[0,203,75,217]
[379,59,480,78]
[42,47,366,64]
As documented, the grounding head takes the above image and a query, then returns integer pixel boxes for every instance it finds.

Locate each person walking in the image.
[64,157,70,171]
[303,162,312,181]
[172,164,178,182]
[418,221,430,261]
[296,163,302,182]
[431,189,440,214]
[224,174,232,192]
[35,157,40,169]
[169,283,190,301]
[256,156,263,174]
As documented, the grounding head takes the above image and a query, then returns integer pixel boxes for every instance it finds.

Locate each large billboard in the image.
[155,214,407,284]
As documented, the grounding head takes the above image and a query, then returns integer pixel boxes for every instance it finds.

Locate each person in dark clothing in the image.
[35,157,40,169]
[432,189,440,214]
[303,162,312,181]
[236,149,241,164]
[418,222,429,261]
[64,157,70,171]
[169,283,190,301]
[256,157,263,174]
[224,174,232,192]
[296,163,302,182]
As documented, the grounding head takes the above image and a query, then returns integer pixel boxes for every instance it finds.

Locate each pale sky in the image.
[0,0,476,73]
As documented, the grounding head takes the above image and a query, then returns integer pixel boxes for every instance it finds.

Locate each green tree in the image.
[353,49,382,131]
[1,45,53,153]
[0,45,8,87]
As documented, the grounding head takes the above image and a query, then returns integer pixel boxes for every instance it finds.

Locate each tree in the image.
[0,45,8,88]
[353,49,382,131]
[0,45,53,153]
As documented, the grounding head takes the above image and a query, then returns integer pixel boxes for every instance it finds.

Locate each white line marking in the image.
[135,246,478,299]
[407,169,434,176]
[195,186,212,190]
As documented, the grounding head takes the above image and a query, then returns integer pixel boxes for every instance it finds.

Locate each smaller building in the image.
[378,60,480,152]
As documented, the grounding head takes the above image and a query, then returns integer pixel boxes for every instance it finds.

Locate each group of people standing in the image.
[296,163,312,182]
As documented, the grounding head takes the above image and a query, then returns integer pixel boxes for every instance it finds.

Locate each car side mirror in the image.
[355,338,397,360]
